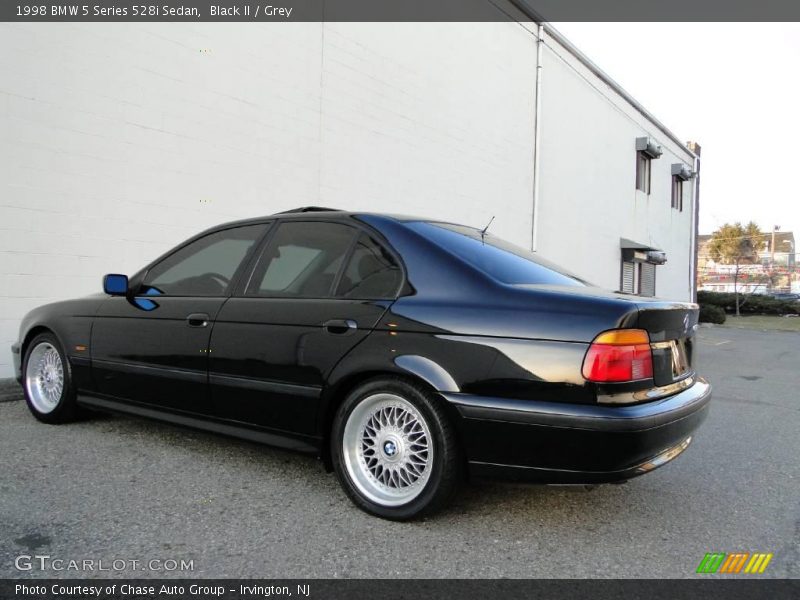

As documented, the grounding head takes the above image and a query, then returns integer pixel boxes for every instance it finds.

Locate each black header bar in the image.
[2,0,800,22]
[2,579,800,600]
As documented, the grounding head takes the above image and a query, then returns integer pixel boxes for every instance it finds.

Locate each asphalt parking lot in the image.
[2,326,798,579]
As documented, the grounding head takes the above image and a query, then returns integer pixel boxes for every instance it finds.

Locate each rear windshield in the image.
[408,222,586,287]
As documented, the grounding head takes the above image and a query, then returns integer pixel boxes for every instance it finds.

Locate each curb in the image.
[0,378,23,402]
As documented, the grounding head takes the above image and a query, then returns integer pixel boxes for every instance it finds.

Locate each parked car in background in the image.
[13,208,711,519]
[770,292,800,302]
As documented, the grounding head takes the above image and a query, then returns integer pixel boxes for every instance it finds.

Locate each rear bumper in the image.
[11,343,22,384]
[444,378,711,484]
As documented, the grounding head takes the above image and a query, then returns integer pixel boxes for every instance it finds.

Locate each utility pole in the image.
[771,225,779,266]
[771,225,780,293]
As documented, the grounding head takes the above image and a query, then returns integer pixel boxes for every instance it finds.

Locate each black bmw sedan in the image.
[12,207,711,519]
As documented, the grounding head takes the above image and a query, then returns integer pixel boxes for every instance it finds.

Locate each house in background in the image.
[761,230,796,269]
[0,10,700,380]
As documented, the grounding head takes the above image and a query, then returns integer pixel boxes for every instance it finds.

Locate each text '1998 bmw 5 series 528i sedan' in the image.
[12,207,711,519]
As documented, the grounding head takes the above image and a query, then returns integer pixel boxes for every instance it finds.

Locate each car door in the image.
[91,223,268,414]
[208,220,404,437]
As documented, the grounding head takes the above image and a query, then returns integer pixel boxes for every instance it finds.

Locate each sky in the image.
[552,23,800,245]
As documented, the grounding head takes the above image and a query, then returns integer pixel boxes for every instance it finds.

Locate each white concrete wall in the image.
[0,22,697,379]
[317,23,537,243]
[0,22,538,378]
[535,29,696,299]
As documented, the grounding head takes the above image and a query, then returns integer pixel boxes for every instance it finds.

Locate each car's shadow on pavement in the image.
[9,403,709,537]
[443,480,613,518]
[81,409,626,520]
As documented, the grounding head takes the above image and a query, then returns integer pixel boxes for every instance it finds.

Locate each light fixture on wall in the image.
[636,137,663,159]
[671,163,694,181]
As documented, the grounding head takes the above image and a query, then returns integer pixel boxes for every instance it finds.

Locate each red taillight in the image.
[582,329,653,383]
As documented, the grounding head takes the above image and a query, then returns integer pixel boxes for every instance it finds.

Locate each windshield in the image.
[408,222,586,287]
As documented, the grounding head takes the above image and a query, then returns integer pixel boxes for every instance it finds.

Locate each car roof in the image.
[207,207,477,232]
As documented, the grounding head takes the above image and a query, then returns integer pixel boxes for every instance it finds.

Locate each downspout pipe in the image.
[690,143,702,302]
[531,22,544,252]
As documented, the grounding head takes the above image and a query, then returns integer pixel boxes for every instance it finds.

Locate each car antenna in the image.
[480,216,495,241]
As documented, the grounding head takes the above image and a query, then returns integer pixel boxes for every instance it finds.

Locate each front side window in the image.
[408,222,586,286]
[247,221,357,297]
[142,224,266,296]
[636,152,651,194]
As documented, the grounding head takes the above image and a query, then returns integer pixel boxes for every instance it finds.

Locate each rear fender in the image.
[320,349,461,433]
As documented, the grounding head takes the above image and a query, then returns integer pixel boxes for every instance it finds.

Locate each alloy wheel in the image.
[342,393,433,507]
[25,342,64,414]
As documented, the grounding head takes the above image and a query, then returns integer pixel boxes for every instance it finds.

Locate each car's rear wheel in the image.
[23,333,79,423]
[331,377,462,520]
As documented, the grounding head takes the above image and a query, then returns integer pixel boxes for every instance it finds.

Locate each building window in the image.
[635,152,651,194]
[622,261,638,294]
[671,176,683,211]
[640,263,656,297]
[621,261,657,297]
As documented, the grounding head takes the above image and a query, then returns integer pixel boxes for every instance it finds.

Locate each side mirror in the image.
[103,274,129,296]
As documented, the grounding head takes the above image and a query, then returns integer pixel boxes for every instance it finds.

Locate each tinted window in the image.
[142,225,266,296]
[248,221,357,297]
[408,222,586,286]
[336,234,402,299]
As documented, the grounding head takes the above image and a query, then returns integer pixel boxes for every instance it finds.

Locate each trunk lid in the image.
[508,284,699,391]
[634,298,699,387]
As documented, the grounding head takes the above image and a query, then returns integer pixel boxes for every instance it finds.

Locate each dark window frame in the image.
[671,175,683,211]
[635,151,652,194]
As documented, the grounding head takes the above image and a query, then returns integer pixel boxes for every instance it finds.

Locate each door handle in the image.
[186,313,210,328]
[323,319,357,335]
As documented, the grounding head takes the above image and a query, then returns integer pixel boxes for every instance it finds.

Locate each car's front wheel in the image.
[331,377,462,520]
[23,333,80,424]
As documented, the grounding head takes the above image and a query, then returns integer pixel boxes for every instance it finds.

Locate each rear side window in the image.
[408,222,585,286]
[247,221,357,297]
[336,234,402,299]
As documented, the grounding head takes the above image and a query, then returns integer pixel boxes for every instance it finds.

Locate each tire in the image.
[331,377,463,520]
[22,332,80,424]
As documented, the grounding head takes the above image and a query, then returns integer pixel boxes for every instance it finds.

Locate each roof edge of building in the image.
[542,23,696,160]
[507,3,696,160]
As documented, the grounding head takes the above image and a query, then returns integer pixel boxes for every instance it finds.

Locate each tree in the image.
[707,221,764,316]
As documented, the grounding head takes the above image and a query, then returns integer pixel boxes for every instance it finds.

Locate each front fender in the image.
[16,295,107,392]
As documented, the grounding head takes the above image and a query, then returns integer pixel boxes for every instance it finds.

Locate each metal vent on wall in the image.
[636,137,663,159]
[671,163,694,181]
